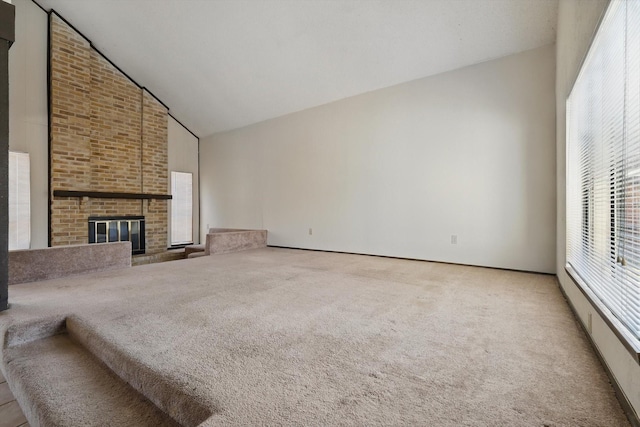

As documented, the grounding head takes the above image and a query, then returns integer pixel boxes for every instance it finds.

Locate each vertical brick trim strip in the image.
[141,90,168,254]
[140,89,144,216]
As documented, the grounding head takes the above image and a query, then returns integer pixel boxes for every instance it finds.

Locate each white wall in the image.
[556,0,640,420]
[168,116,200,245]
[9,0,48,249]
[200,45,556,273]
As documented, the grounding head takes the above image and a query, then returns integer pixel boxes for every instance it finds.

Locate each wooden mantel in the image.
[53,190,172,200]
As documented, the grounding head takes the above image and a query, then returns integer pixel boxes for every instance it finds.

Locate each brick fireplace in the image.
[49,13,170,256]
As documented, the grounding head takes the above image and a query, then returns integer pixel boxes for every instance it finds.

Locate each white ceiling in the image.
[35,0,558,138]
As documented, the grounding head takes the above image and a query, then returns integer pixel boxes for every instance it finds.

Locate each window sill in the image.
[565,264,640,365]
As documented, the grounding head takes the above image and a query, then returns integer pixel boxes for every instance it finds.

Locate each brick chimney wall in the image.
[49,14,168,254]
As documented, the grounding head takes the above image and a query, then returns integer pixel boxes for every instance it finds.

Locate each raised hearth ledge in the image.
[53,190,172,200]
[9,242,131,285]
[206,229,267,255]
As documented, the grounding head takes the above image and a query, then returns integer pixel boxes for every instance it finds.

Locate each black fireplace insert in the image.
[88,216,145,255]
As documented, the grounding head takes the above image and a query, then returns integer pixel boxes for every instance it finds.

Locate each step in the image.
[2,317,214,427]
[132,249,186,266]
[3,332,179,427]
[187,251,207,259]
[184,244,205,257]
[66,316,213,427]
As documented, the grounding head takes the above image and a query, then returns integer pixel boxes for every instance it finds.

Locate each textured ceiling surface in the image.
[35,0,558,138]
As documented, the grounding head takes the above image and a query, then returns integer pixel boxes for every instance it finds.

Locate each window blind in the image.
[567,0,640,339]
[171,171,193,245]
[8,151,31,250]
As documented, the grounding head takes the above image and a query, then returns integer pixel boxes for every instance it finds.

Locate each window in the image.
[170,171,193,246]
[8,151,31,250]
[567,1,640,339]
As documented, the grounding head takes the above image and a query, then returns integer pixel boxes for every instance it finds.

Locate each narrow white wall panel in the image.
[9,0,48,248]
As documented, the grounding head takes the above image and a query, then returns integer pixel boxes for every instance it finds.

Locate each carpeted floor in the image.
[0,247,630,426]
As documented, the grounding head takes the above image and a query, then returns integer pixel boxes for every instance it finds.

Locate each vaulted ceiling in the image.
[36,0,558,138]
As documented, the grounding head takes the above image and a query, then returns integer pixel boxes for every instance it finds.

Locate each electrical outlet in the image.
[587,312,592,334]
[309,228,313,235]
[451,235,457,245]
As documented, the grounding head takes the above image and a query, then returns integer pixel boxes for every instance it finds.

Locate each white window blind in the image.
[8,151,31,250]
[567,0,640,339]
[171,171,193,245]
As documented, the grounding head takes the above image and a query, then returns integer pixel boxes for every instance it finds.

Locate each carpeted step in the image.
[3,330,179,427]
[2,316,214,426]
[187,251,207,258]
[184,244,205,257]
[65,316,213,427]
[2,315,67,348]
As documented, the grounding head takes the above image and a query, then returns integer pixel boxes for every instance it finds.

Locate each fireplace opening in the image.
[88,216,145,255]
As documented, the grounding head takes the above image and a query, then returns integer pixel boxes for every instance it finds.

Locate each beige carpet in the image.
[0,247,630,426]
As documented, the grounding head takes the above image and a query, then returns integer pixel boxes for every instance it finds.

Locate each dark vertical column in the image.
[0,1,15,312]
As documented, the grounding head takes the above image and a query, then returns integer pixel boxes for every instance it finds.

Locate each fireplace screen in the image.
[88,216,145,255]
